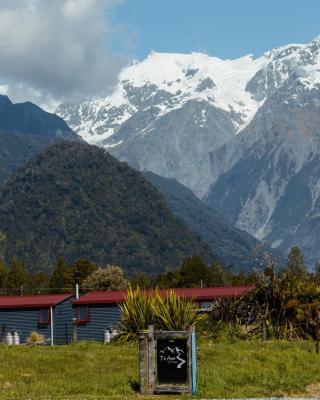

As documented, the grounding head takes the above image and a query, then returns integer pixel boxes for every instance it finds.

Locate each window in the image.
[200,301,212,310]
[38,308,50,324]
[77,306,90,323]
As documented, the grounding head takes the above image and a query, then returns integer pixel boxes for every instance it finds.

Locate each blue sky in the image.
[2,0,320,107]
[112,0,320,60]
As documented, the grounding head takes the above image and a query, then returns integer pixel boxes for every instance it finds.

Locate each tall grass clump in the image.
[153,290,206,331]
[119,287,205,340]
[118,286,156,341]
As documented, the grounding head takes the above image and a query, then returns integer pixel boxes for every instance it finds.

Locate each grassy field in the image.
[1,339,320,399]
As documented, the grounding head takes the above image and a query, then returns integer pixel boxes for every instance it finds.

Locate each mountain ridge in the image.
[0,95,80,183]
[57,36,320,266]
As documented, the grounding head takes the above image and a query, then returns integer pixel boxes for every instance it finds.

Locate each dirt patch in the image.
[305,382,320,397]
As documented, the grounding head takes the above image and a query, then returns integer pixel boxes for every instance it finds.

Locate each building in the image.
[72,285,254,342]
[0,293,74,345]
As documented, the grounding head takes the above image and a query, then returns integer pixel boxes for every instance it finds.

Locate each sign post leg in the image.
[147,325,155,394]
[191,326,197,396]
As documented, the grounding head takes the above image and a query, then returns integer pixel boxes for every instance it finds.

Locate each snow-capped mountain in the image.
[57,51,267,197]
[57,36,320,265]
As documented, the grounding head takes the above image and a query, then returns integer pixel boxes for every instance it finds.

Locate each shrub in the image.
[153,290,206,331]
[26,331,45,345]
[118,287,205,340]
[82,265,127,291]
[118,286,156,341]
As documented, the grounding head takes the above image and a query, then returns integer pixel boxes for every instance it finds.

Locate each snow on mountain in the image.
[57,51,267,142]
[57,50,269,197]
[57,36,320,265]
[204,37,320,266]
[119,51,267,127]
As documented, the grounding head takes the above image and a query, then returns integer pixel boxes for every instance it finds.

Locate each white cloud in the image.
[0,0,126,110]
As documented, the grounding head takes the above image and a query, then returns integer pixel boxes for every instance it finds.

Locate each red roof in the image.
[73,286,254,305]
[0,293,73,309]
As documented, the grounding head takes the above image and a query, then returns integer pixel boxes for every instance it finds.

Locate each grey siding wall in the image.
[53,298,74,345]
[0,297,74,345]
[75,304,121,342]
[0,308,51,343]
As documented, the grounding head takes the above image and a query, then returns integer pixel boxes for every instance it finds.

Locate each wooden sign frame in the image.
[139,325,196,395]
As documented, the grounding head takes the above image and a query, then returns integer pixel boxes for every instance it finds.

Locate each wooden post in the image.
[1,324,7,343]
[191,326,197,396]
[262,319,267,341]
[50,306,54,346]
[139,327,194,395]
[316,311,319,354]
[72,318,77,343]
[147,325,155,395]
[139,330,149,395]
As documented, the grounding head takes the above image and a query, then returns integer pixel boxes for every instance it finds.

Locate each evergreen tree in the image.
[6,257,29,294]
[314,262,320,284]
[72,259,97,287]
[0,230,6,260]
[155,270,179,288]
[282,246,309,286]
[211,262,232,286]
[177,256,213,288]
[0,260,8,290]
[50,257,68,290]
[31,271,49,292]
[130,272,152,289]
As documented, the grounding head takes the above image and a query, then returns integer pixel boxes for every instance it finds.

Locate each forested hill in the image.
[0,141,214,275]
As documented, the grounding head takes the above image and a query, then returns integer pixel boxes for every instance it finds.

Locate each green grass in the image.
[0,339,320,399]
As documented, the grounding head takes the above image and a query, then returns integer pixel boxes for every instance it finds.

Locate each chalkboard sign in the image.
[138,326,196,395]
[156,338,188,384]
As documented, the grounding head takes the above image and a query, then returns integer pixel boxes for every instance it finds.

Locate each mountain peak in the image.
[0,94,12,108]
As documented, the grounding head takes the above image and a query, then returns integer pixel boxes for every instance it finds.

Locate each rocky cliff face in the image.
[205,39,320,265]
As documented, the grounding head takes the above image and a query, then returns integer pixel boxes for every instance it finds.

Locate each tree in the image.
[282,246,309,288]
[0,230,6,261]
[177,256,213,288]
[0,260,8,289]
[72,259,97,287]
[211,262,232,286]
[130,272,152,289]
[314,262,320,284]
[50,257,68,291]
[31,271,49,292]
[155,270,179,288]
[82,265,127,291]
[6,257,30,294]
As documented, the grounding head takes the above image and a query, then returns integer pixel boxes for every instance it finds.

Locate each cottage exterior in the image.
[0,293,74,345]
[72,285,254,342]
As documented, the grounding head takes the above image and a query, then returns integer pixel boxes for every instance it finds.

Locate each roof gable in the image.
[72,286,254,305]
[0,293,73,309]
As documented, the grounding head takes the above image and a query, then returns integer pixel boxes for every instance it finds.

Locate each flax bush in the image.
[118,286,156,341]
[118,287,205,340]
[152,290,206,331]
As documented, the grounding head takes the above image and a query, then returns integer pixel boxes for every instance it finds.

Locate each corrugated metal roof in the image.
[73,286,254,305]
[0,293,73,309]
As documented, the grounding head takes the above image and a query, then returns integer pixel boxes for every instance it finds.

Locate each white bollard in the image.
[6,332,13,345]
[104,329,111,343]
[12,330,20,345]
